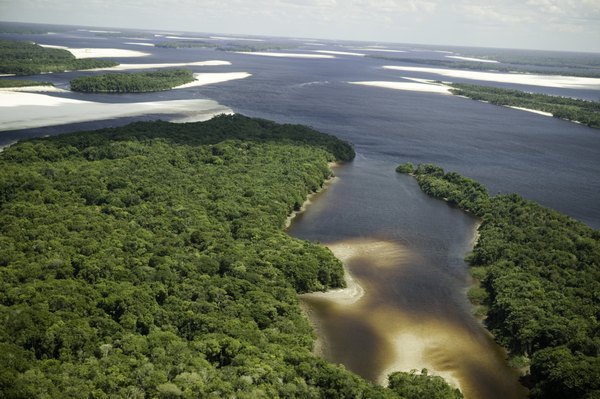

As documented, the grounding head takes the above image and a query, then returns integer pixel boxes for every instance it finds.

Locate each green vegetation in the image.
[0,79,53,88]
[449,83,600,129]
[0,115,459,398]
[0,39,118,76]
[400,163,600,399]
[388,369,462,399]
[155,41,218,49]
[70,69,195,93]
[395,162,414,174]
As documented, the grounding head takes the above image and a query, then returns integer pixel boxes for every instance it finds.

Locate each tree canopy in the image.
[70,69,195,93]
[403,163,600,399]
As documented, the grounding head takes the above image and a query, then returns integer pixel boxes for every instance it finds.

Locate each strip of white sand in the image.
[353,48,406,53]
[434,50,454,54]
[349,80,451,94]
[39,44,150,58]
[0,86,69,93]
[303,42,325,46]
[173,72,251,89]
[383,65,600,89]
[314,50,365,57]
[0,91,232,131]
[165,35,212,40]
[89,60,231,71]
[235,52,334,59]
[0,74,16,77]
[210,36,265,42]
[78,29,120,34]
[124,42,156,47]
[507,106,553,116]
[446,55,498,63]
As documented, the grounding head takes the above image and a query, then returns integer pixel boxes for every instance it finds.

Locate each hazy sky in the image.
[2,0,600,52]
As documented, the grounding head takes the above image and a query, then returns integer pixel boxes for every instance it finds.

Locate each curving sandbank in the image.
[235,52,334,59]
[349,80,451,94]
[38,44,151,58]
[89,60,231,71]
[174,72,252,89]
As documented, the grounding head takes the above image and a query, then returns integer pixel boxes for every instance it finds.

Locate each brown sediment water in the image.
[290,159,527,399]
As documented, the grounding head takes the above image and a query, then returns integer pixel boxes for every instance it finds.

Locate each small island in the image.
[0,39,117,76]
[400,163,600,399]
[69,69,195,93]
[449,83,600,128]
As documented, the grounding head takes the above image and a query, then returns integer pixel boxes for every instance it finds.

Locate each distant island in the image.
[0,39,117,76]
[155,41,295,53]
[397,163,600,399]
[70,69,195,93]
[449,83,600,129]
[0,115,461,399]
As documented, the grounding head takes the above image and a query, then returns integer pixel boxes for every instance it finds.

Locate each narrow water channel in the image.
[288,156,527,399]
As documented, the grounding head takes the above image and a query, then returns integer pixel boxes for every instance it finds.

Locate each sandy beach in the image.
[383,65,600,89]
[235,52,335,59]
[0,91,232,131]
[446,55,498,63]
[39,44,150,58]
[349,80,451,94]
[314,50,365,56]
[353,48,406,53]
[174,72,251,89]
[90,60,231,71]
[506,106,553,116]
[124,42,156,47]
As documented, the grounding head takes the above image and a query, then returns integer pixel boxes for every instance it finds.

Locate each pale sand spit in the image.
[349,80,451,94]
[383,65,600,89]
[353,48,406,53]
[210,36,265,42]
[0,91,232,131]
[303,42,325,46]
[314,50,365,57]
[173,72,252,89]
[38,44,150,58]
[124,42,156,47]
[0,86,69,93]
[0,74,16,77]
[446,55,499,63]
[506,106,553,117]
[78,29,120,34]
[165,35,213,40]
[89,60,231,71]
[235,52,334,59]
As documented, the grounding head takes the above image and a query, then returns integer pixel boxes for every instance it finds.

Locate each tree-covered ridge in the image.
[449,83,600,129]
[398,163,600,399]
[155,41,296,52]
[0,39,117,76]
[70,69,195,93]
[0,79,53,88]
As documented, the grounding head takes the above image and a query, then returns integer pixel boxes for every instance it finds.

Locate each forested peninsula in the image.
[397,163,600,399]
[449,84,600,129]
[0,79,53,88]
[0,116,459,398]
[0,39,117,76]
[70,69,195,93]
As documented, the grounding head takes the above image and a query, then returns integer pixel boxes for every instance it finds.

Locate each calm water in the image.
[2,28,600,398]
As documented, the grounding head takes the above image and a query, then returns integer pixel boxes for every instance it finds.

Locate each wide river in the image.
[2,29,600,398]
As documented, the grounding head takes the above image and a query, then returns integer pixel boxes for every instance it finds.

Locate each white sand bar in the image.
[507,106,553,116]
[446,55,498,63]
[124,42,156,47]
[0,86,69,93]
[0,91,231,131]
[211,36,265,42]
[349,80,451,94]
[235,52,334,59]
[353,48,406,53]
[303,42,325,46]
[165,35,212,40]
[383,65,600,89]
[90,60,231,71]
[174,72,251,89]
[314,50,365,56]
[39,44,150,58]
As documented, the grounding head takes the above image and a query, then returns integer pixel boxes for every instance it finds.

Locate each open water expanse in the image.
[2,27,599,398]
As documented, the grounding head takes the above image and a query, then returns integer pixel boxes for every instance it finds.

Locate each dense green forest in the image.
[369,55,600,78]
[0,115,459,398]
[397,163,600,399]
[449,83,600,129]
[0,39,117,76]
[0,79,53,88]
[70,69,195,93]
